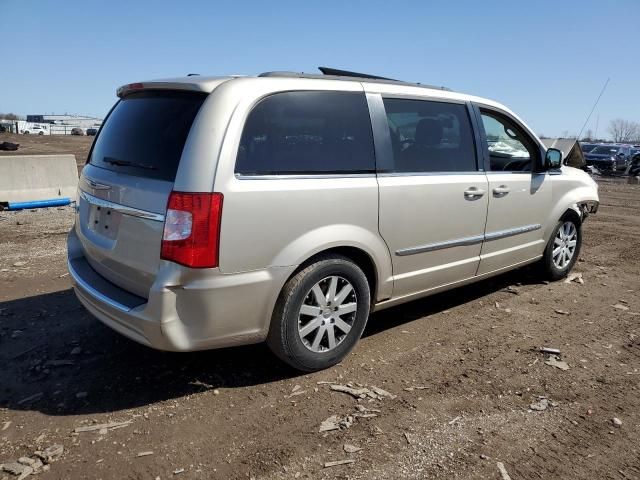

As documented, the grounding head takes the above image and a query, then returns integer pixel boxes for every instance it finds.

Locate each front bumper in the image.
[586,160,618,172]
[68,230,293,352]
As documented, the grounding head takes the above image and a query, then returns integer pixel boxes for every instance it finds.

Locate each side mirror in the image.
[545,148,562,170]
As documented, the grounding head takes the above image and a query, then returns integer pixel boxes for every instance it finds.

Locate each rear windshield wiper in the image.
[103,157,158,170]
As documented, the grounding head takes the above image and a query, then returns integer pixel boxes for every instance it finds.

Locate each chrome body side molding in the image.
[396,224,542,256]
[396,234,484,256]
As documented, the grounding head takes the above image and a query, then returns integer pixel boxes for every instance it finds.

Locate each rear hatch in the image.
[76,90,208,298]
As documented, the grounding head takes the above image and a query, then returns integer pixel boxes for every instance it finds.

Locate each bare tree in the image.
[582,129,594,142]
[608,119,640,143]
[0,113,22,120]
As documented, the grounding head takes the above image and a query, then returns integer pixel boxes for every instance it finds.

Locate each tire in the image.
[267,254,370,372]
[541,218,582,280]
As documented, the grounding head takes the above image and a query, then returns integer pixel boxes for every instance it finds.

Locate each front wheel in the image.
[267,254,370,372]
[541,218,582,280]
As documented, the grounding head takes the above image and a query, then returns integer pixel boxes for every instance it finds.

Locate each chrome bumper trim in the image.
[79,191,165,222]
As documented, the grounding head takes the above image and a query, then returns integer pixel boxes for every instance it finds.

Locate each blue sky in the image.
[1,0,638,138]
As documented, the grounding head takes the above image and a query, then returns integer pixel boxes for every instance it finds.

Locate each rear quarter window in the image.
[236,91,375,175]
[89,90,207,181]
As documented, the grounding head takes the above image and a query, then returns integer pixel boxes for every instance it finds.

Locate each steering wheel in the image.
[503,159,531,171]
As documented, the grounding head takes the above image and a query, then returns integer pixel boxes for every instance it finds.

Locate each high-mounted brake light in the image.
[161,192,223,268]
[116,82,145,97]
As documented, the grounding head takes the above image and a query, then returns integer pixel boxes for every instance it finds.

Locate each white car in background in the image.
[19,122,50,135]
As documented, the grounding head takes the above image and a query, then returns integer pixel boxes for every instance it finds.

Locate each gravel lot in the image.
[1,136,639,479]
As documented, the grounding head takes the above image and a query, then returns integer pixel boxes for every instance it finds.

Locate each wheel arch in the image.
[293,246,382,306]
[560,207,582,227]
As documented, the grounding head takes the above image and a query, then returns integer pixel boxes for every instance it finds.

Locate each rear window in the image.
[89,90,207,181]
[236,91,375,175]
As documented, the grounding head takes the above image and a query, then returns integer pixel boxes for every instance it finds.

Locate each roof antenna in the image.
[576,77,609,140]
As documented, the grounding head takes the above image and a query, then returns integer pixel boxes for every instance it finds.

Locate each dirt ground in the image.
[1,142,639,479]
[0,133,93,172]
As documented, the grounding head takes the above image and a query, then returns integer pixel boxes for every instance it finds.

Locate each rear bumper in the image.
[68,230,293,352]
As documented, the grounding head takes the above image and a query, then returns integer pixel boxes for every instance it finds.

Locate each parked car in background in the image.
[580,142,598,153]
[71,127,85,136]
[584,144,632,173]
[68,69,600,371]
[86,128,98,136]
[22,125,49,135]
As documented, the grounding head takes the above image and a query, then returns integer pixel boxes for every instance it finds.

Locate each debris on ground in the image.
[38,444,64,463]
[136,451,154,457]
[612,418,622,428]
[504,286,520,295]
[319,402,380,433]
[403,385,429,392]
[0,141,20,151]
[545,355,570,371]
[448,416,462,425]
[529,397,552,411]
[319,415,341,433]
[287,385,307,398]
[612,303,629,311]
[403,432,414,445]
[343,444,362,453]
[173,467,185,475]
[328,383,396,400]
[497,461,512,480]
[324,459,356,468]
[564,272,584,284]
[554,309,570,315]
[540,347,561,355]
[1,461,32,479]
[74,420,132,433]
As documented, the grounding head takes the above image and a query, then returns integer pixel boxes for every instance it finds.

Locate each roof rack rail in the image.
[258,67,452,92]
[317,66,396,81]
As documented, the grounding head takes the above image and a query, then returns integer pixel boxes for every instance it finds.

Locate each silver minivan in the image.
[68,68,599,371]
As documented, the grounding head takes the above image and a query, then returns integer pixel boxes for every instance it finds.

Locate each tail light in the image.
[161,192,223,268]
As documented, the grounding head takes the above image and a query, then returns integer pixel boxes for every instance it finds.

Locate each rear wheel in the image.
[541,218,582,280]
[267,254,370,372]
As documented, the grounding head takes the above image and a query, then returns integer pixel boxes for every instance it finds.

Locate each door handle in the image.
[463,187,486,199]
[493,185,510,197]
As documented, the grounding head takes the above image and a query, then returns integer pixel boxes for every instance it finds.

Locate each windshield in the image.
[89,90,207,181]
[590,145,620,155]
[580,143,597,153]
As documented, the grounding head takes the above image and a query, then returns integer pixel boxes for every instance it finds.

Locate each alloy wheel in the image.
[552,221,578,269]
[297,275,358,353]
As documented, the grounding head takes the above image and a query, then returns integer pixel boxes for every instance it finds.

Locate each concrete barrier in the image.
[0,154,78,204]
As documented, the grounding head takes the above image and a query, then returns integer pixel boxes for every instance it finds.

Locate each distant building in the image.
[26,114,102,135]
